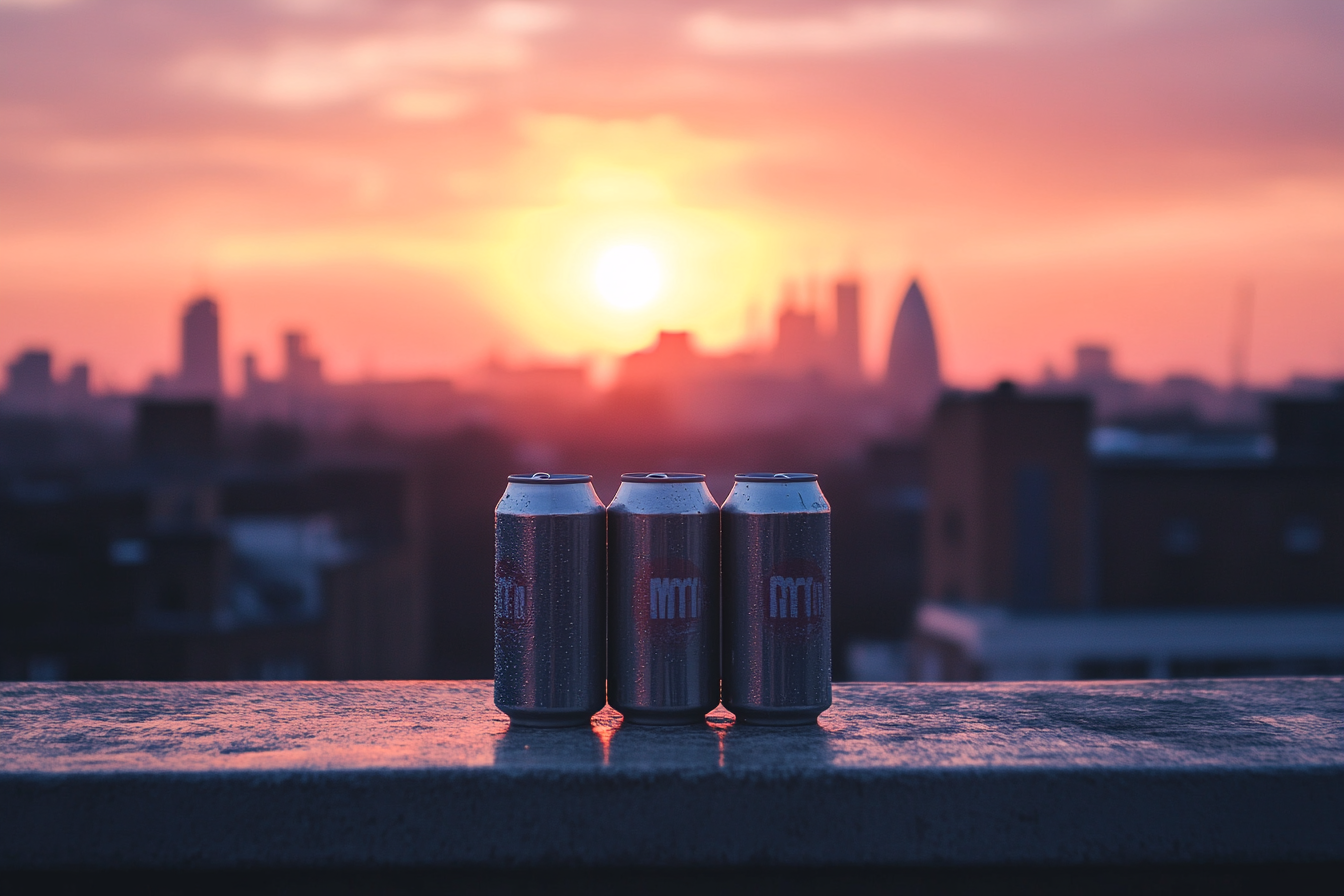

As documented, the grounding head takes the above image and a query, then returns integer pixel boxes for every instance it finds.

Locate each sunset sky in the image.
[2,0,1343,392]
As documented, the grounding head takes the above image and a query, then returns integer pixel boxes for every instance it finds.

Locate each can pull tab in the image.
[773,473,789,479]
[648,473,669,479]
[531,472,551,480]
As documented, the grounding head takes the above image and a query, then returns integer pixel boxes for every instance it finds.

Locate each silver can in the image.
[721,472,831,725]
[494,472,606,727]
[608,472,720,725]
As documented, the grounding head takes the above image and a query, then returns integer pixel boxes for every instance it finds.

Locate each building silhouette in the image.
[0,395,430,681]
[914,384,1344,681]
[238,331,323,425]
[1074,344,1114,383]
[2,349,101,419]
[833,278,862,382]
[621,330,699,389]
[923,383,1092,610]
[136,400,219,463]
[4,350,55,414]
[774,302,825,375]
[1275,386,1344,466]
[66,363,90,402]
[1033,342,1268,425]
[284,331,323,391]
[178,296,222,399]
[769,278,866,381]
[885,280,942,423]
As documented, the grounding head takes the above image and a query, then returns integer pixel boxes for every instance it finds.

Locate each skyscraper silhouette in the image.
[833,278,862,381]
[885,279,942,421]
[284,331,323,390]
[775,306,824,372]
[178,296,222,398]
[4,349,54,413]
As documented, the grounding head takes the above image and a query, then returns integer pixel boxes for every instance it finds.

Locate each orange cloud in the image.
[685,3,1007,55]
[1,0,1343,389]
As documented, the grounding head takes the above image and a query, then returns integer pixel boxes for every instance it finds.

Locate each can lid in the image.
[734,472,819,482]
[620,472,706,483]
[506,472,593,484]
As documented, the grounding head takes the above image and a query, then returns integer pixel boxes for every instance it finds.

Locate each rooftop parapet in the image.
[2,680,1342,885]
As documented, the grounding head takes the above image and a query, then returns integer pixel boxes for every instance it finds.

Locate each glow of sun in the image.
[593,243,664,311]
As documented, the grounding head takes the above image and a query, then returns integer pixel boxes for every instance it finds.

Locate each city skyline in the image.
[6,275,934,398]
[9,276,1323,404]
[8,279,1327,463]
[2,1,1343,391]
[8,280,1340,406]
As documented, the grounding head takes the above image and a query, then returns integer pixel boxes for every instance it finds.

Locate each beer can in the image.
[722,472,831,725]
[494,472,606,727]
[608,472,720,725]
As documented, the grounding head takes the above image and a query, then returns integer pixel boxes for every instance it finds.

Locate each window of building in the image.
[1163,518,1200,556]
[1013,465,1053,608]
[108,538,147,566]
[1283,516,1324,554]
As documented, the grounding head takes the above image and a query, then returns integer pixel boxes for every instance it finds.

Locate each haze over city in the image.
[4,0,1344,393]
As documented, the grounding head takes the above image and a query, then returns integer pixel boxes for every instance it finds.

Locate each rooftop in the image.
[3,678,1342,886]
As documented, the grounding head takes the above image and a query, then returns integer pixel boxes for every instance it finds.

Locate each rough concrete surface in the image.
[1,679,1341,868]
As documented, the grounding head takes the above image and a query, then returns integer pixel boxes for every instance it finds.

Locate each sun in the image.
[593,243,664,311]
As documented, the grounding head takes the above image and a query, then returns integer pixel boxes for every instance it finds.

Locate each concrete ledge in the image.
[2,680,1342,869]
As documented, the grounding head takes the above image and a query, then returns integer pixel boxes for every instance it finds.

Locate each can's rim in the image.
[506,472,593,484]
[734,472,819,482]
[620,472,706,483]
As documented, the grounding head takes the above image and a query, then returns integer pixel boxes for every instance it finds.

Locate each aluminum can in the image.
[721,472,831,725]
[494,472,606,727]
[608,472,720,725]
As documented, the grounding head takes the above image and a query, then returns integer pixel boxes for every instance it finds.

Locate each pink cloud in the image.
[1,1,1342,387]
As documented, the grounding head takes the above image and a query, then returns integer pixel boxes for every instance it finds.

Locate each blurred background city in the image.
[3,0,1343,683]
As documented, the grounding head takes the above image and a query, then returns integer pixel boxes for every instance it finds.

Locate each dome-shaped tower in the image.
[885,279,942,420]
